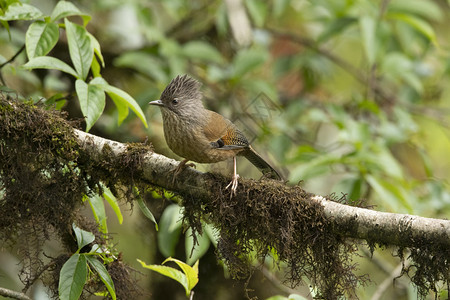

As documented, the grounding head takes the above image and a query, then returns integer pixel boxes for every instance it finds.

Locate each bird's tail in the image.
[242,146,282,180]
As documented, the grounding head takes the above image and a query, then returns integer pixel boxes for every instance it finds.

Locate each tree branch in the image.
[74,128,450,248]
[0,287,31,300]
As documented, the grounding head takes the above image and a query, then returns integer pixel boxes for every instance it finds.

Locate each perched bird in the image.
[149,74,281,195]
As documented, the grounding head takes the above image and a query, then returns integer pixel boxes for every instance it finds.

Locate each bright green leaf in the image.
[182,41,225,64]
[388,0,443,21]
[65,19,93,80]
[88,32,105,68]
[158,204,182,257]
[72,223,95,251]
[25,21,59,59]
[137,259,189,295]
[59,254,87,300]
[23,56,78,78]
[91,56,101,78]
[359,16,376,65]
[102,184,123,224]
[50,1,91,25]
[162,257,199,293]
[0,3,43,21]
[75,79,105,132]
[90,77,148,127]
[1,20,11,39]
[109,92,129,125]
[388,12,437,45]
[87,194,107,234]
[185,227,210,265]
[86,256,116,300]
[137,196,158,231]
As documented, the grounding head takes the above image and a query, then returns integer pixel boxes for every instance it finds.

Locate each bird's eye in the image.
[172,98,179,105]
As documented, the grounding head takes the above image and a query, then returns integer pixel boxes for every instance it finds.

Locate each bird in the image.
[149,74,281,195]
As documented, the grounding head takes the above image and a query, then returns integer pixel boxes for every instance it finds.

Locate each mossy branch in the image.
[75,128,450,248]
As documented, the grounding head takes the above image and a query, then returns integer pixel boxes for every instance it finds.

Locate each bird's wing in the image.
[203,111,249,149]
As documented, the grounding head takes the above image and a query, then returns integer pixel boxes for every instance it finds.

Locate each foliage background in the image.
[1,0,450,299]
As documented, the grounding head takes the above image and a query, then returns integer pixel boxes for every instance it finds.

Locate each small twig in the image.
[0,287,32,300]
[371,260,410,300]
[0,44,25,69]
[189,290,194,300]
[22,259,57,293]
[0,44,26,86]
[260,265,309,298]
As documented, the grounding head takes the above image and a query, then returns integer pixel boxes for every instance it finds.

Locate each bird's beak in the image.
[149,100,164,107]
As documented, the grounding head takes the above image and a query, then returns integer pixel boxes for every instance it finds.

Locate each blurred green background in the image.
[1,0,450,299]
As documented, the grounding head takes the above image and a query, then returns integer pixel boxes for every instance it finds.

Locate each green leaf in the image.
[203,223,219,247]
[366,175,413,212]
[182,41,225,64]
[72,223,95,251]
[137,259,188,295]
[381,52,423,93]
[114,52,167,82]
[88,33,105,67]
[76,79,105,132]
[87,194,107,234]
[232,48,268,78]
[272,0,290,18]
[162,257,199,293]
[359,16,376,65]
[86,256,116,300]
[290,154,342,182]
[59,254,87,300]
[158,204,182,257]
[137,196,158,231]
[109,92,129,125]
[102,185,123,224]
[387,12,437,45]
[90,77,148,127]
[0,3,43,21]
[50,0,91,25]
[25,21,59,59]
[388,0,443,21]
[185,227,210,265]
[23,56,78,78]
[246,0,267,27]
[318,17,356,43]
[91,55,101,78]
[65,19,93,80]
[0,20,11,39]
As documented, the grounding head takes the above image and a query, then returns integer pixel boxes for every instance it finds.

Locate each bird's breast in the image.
[161,111,240,163]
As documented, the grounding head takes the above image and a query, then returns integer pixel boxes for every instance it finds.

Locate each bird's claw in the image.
[172,160,196,184]
[225,173,240,198]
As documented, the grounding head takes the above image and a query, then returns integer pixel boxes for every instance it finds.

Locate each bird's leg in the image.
[225,156,239,197]
[172,159,196,184]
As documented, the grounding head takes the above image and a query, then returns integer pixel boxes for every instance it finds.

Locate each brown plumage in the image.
[149,75,281,194]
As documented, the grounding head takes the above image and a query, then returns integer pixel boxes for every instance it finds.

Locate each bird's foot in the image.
[225,173,240,198]
[172,159,196,184]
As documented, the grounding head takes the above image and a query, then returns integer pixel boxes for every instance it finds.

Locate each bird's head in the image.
[149,74,204,117]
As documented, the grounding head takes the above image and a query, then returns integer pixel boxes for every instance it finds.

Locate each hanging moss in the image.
[0,94,144,299]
